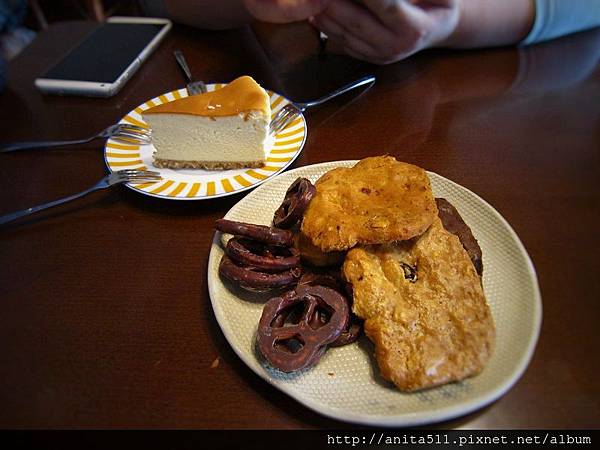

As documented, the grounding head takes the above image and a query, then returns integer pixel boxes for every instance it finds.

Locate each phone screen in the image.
[42,22,166,83]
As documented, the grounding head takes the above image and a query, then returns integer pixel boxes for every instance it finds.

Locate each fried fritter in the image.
[301,156,437,252]
[343,217,495,391]
[296,231,346,267]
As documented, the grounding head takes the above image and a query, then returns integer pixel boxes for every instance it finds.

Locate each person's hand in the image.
[310,0,460,64]
[243,0,331,23]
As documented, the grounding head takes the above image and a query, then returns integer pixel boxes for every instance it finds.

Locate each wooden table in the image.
[1,20,599,429]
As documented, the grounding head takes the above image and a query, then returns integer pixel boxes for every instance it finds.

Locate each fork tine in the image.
[115,126,152,137]
[113,131,151,139]
[123,172,162,178]
[270,107,291,131]
[117,173,159,179]
[117,130,152,140]
[116,123,150,133]
[127,178,162,183]
[114,134,152,142]
[111,133,152,144]
[112,170,161,184]
[273,104,293,120]
[270,105,299,134]
[188,81,207,95]
[113,124,152,138]
[119,169,161,175]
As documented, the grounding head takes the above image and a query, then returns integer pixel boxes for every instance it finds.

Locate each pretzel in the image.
[273,178,316,229]
[257,286,349,372]
[219,255,302,292]
[226,237,300,272]
[297,273,362,347]
[215,219,294,247]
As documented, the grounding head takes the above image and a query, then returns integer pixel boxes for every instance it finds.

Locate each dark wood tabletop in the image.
[0,20,599,430]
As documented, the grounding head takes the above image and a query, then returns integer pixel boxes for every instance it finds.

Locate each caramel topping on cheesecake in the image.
[144,76,270,117]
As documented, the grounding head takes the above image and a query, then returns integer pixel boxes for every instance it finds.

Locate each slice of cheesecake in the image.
[143,76,272,170]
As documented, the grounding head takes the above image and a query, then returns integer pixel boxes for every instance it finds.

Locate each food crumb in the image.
[211,357,220,369]
[328,372,335,377]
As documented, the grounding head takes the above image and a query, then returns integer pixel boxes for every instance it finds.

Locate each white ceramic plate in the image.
[207,160,542,427]
[103,84,306,200]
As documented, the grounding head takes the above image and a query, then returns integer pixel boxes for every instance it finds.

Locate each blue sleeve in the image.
[522,0,600,45]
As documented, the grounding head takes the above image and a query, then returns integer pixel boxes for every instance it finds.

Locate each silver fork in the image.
[0,123,152,153]
[269,74,376,135]
[0,170,162,225]
[174,49,207,95]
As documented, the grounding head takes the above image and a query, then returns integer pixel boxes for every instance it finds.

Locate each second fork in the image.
[269,75,376,135]
[174,50,207,95]
[0,170,162,226]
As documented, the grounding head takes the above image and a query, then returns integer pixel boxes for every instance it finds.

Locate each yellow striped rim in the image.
[106,152,141,159]
[173,90,182,99]
[274,135,304,146]
[187,183,201,197]
[106,142,139,150]
[214,83,224,90]
[206,181,216,196]
[149,180,175,194]
[158,94,169,104]
[259,165,280,172]
[270,96,284,113]
[134,107,144,115]
[267,156,292,163]
[130,181,159,189]
[280,117,302,131]
[123,115,149,129]
[109,159,144,167]
[115,137,146,145]
[245,170,268,180]
[221,179,234,193]
[233,175,252,187]
[145,99,156,108]
[168,182,188,197]
[276,124,304,139]
[270,148,298,155]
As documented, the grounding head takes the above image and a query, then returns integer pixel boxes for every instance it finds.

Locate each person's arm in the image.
[440,0,535,48]
[309,0,536,64]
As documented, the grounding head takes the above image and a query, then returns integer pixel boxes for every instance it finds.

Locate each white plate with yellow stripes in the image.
[103,84,306,200]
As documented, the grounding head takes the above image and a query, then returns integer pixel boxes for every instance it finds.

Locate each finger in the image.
[243,0,330,23]
[313,9,385,57]
[321,0,397,49]
[324,34,371,61]
[310,13,344,39]
[362,0,429,31]
[329,29,402,64]
[341,38,393,64]
[414,0,457,8]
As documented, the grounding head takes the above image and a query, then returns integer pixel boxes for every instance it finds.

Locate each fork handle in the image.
[301,75,376,109]
[174,50,193,83]
[0,138,92,152]
[0,183,104,225]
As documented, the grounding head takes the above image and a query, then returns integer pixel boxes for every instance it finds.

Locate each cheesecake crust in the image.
[153,158,265,170]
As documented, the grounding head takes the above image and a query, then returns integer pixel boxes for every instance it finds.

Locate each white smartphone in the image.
[35,16,171,98]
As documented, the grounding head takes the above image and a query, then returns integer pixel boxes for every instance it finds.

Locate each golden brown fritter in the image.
[296,231,346,267]
[343,217,495,391]
[301,156,437,252]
